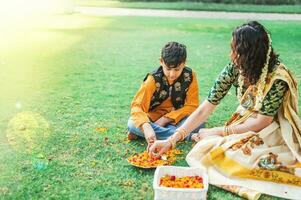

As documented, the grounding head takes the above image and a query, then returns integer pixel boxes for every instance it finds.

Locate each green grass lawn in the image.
[75,0,301,14]
[0,13,300,200]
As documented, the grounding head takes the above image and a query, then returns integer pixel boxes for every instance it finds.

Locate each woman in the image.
[149,21,301,199]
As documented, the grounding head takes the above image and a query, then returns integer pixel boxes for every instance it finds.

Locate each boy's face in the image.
[160,59,185,83]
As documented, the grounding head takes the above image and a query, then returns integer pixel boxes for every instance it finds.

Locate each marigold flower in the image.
[160,175,204,189]
[128,149,182,168]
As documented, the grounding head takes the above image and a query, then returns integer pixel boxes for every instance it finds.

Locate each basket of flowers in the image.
[153,166,208,200]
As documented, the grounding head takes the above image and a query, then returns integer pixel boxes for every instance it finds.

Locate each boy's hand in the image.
[155,117,173,127]
[142,123,157,148]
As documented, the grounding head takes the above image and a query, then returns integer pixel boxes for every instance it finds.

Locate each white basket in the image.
[153,166,208,200]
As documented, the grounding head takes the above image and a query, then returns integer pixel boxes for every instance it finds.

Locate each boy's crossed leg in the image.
[127,117,205,141]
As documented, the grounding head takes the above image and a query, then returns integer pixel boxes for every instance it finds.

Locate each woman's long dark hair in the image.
[231,21,280,85]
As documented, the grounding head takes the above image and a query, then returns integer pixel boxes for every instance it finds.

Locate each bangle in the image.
[223,125,237,136]
[223,126,227,136]
[176,128,188,141]
[223,126,230,136]
[168,137,176,149]
[229,125,237,135]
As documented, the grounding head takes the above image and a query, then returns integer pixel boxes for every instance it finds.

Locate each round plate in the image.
[127,149,182,169]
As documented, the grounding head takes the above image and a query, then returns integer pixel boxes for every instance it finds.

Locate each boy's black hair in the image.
[161,42,187,68]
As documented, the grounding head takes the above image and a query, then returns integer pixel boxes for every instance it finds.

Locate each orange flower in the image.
[160,175,204,189]
[94,127,107,134]
[128,149,182,168]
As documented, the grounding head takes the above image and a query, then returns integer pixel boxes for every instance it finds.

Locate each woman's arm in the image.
[149,64,236,156]
[171,100,217,142]
[193,113,274,141]
[149,100,216,156]
[232,114,274,133]
[182,63,237,134]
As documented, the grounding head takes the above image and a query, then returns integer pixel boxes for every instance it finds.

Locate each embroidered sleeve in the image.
[207,63,239,105]
[259,79,288,116]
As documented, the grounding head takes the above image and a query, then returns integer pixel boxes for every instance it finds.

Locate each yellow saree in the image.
[186,64,301,199]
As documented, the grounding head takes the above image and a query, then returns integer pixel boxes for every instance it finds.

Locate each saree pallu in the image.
[186,64,301,200]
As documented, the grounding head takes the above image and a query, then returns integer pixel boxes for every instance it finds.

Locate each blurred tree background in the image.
[119,0,300,5]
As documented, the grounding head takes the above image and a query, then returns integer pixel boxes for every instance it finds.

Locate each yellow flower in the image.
[160,175,204,189]
[128,149,182,168]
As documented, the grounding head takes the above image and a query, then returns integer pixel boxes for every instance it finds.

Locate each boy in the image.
[127,42,204,147]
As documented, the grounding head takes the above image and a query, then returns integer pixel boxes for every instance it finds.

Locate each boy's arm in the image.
[130,75,156,129]
[164,71,199,124]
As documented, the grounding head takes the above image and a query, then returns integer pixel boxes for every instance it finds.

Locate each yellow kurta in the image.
[130,71,199,128]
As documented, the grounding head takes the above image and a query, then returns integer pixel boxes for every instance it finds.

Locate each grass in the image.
[0,12,301,200]
[75,0,301,14]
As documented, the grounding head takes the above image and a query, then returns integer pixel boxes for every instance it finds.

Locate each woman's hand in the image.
[148,140,171,158]
[191,127,223,142]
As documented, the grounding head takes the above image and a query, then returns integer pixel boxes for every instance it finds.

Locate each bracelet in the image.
[229,125,237,135]
[223,125,237,136]
[223,126,230,136]
[223,126,228,136]
[229,126,234,135]
[168,136,176,149]
[176,128,188,141]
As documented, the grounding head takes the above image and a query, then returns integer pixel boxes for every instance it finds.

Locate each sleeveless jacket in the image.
[144,66,193,111]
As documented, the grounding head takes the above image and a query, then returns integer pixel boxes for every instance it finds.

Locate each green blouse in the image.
[207,63,288,116]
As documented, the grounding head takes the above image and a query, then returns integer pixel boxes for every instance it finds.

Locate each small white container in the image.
[153,166,209,200]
